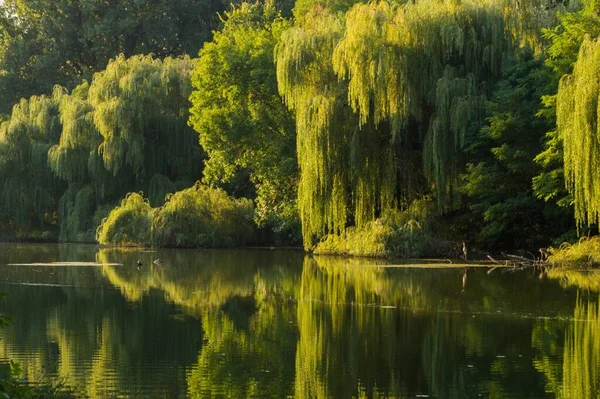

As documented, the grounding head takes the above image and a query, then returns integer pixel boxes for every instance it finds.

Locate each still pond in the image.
[0,243,598,398]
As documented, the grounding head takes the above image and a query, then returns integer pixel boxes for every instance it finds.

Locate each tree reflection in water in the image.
[1,245,600,398]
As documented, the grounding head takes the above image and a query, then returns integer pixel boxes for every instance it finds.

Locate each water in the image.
[0,243,598,398]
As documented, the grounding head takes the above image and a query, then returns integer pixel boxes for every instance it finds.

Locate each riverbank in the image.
[548,236,600,268]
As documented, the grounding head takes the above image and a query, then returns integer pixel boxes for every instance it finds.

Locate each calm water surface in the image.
[0,243,598,398]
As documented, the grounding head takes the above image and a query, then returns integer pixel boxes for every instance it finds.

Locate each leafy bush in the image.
[549,236,600,269]
[314,199,450,258]
[96,193,153,245]
[153,183,255,247]
[96,183,256,247]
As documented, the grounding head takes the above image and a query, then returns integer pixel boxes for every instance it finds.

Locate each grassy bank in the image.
[313,200,451,258]
[549,236,600,269]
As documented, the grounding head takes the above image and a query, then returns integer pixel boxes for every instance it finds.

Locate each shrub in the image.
[96,193,153,245]
[549,236,600,269]
[314,199,450,258]
[153,183,255,247]
[97,183,256,247]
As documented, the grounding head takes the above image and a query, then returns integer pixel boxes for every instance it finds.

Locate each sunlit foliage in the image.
[276,0,556,249]
[549,236,600,268]
[556,36,600,229]
[97,184,255,247]
[96,193,153,246]
[314,199,449,257]
[153,183,255,248]
[189,3,299,243]
[46,55,203,241]
[533,0,600,231]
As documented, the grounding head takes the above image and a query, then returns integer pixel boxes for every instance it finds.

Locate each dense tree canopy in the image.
[0,54,203,241]
[0,87,65,234]
[0,0,227,114]
[189,3,299,243]
[557,36,600,229]
[0,0,598,253]
[462,55,572,249]
[276,0,558,248]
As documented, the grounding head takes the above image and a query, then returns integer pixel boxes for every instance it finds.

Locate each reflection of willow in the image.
[561,295,600,399]
[294,257,439,398]
[97,248,303,313]
[0,280,200,397]
[187,300,298,398]
[548,269,600,292]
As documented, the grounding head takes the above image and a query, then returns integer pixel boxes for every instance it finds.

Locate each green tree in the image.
[534,0,600,202]
[0,87,66,237]
[556,36,600,230]
[462,55,572,249]
[533,0,600,232]
[276,0,555,249]
[0,0,227,115]
[189,3,299,244]
[46,55,202,241]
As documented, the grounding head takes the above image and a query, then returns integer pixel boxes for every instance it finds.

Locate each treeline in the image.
[0,0,599,254]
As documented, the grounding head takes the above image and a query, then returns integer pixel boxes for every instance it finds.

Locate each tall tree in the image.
[0,87,65,233]
[556,36,600,229]
[276,0,554,248]
[189,3,299,243]
[534,0,600,232]
[462,55,572,249]
[45,55,203,241]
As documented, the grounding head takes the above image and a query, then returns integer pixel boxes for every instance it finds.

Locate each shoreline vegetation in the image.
[0,1,598,268]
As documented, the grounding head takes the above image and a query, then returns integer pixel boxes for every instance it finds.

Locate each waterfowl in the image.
[539,248,549,261]
[153,259,163,265]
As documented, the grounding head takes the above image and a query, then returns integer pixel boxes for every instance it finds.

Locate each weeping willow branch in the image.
[277,0,550,248]
[557,36,600,229]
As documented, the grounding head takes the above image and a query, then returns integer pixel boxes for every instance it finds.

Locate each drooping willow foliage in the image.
[152,183,255,247]
[277,9,356,246]
[96,192,154,246]
[88,55,200,181]
[557,36,600,229]
[0,87,65,232]
[277,0,554,248]
[46,55,203,241]
[0,54,204,241]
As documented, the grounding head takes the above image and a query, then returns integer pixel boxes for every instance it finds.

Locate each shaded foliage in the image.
[462,54,573,249]
[0,0,227,114]
[0,87,66,237]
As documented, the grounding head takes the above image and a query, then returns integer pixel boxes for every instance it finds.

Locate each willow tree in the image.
[88,54,201,185]
[277,0,551,248]
[556,36,600,229]
[0,86,65,233]
[45,55,204,241]
[277,8,359,247]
